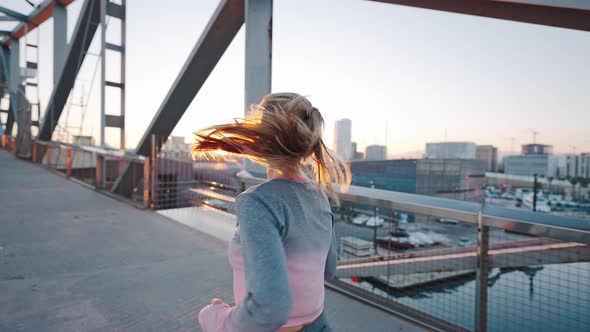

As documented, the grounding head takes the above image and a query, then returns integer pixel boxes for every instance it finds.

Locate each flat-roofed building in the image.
[425,142,476,159]
[476,145,498,172]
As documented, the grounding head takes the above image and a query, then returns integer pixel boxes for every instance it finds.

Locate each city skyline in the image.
[169,125,588,162]
[3,0,590,154]
[330,117,588,160]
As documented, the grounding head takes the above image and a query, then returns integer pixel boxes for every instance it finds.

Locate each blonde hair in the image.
[192,92,350,201]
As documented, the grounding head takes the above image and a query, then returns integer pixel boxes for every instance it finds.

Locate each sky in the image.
[2,0,590,158]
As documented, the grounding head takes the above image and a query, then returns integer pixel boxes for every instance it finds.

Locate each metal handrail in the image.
[33,139,145,162]
[236,174,590,245]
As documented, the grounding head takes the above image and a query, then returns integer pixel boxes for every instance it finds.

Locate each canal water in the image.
[365,262,590,331]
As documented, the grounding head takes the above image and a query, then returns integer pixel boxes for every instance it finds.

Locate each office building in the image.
[365,145,387,161]
[163,136,190,152]
[476,145,498,172]
[564,154,579,178]
[162,136,192,159]
[349,158,486,201]
[351,142,364,160]
[416,159,486,200]
[334,119,352,160]
[503,143,560,178]
[425,142,476,159]
[504,154,558,178]
[580,153,590,179]
[521,144,553,155]
[558,153,590,179]
[350,159,417,193]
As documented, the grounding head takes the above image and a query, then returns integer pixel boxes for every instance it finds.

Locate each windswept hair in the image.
[192,92,350,201]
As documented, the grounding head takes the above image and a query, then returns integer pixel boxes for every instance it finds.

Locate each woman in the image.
[194,93,350,332]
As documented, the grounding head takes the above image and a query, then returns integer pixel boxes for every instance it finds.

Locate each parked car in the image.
[390,227,410,238]
[458,237,472,247]
[376,237,415,250]
[352,215,369,225]
[437,218,459,225]
[365,216,385,227]
[501,192,515,200]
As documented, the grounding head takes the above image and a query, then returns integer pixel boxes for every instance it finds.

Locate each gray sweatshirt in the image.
[198,178,337,332]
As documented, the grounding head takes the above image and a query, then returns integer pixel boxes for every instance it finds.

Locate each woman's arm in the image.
[324,212,337,281]
[198,192,293,332]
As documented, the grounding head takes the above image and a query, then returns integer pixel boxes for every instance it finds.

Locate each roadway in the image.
[0,150,425,332]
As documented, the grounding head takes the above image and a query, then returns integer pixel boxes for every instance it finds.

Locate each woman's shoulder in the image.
[234,181,285,213]
[236,178,309,202]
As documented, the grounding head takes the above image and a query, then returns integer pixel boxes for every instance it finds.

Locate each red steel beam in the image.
[370,0,590,32]
[2,0,75,46]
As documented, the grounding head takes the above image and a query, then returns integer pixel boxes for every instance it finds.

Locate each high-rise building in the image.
[365,145,387,161]
[334,119,352,160]
[564,154,579,178]
[558,153,590,179]
[580,153,590,179]
[351,142,364,160]
[476,145,498,172]
[425,142,476,159]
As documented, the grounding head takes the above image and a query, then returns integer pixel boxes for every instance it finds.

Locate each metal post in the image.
[96,154,104,188]
[99,0,107,147]
[53,1,67,84]
[373,206,378,254]
[120,0,126,150]
[475,209,489,332]
[533,174,538,212]
[150,135,157,209]
[143,157,151,208]
[244,0,272,115]
[66,148,72,176]
[32,141,37,162]
[371,181,377,253]
[46,145,52,167]
[8,39,20,136]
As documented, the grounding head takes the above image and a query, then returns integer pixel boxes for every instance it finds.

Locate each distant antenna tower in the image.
[569,145,576,154]
[385,120,390,154]
[505,137,516,154]
[529,129,539,144]
[384,120,388,151]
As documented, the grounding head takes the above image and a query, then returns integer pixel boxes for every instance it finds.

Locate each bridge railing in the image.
[224,174,589,332]
[148,156,590,331]
[27,140,148,206]
[1,134,17,154]
[4,138,589,331]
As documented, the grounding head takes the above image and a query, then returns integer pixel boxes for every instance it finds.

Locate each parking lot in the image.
[334,211,529,258]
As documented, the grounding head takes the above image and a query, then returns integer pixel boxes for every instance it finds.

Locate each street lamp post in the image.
[370,180,378,254]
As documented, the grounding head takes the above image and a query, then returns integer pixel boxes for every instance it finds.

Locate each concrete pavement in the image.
[0,149,425,332]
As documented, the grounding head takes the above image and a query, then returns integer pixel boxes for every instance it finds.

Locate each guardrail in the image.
[25,139,149,206]
[233,174,590,332]
[3,138,588,332]
[170,171,590,331]
[1,134,17,154]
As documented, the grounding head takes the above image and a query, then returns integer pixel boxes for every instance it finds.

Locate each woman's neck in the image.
[267,168,307,181]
